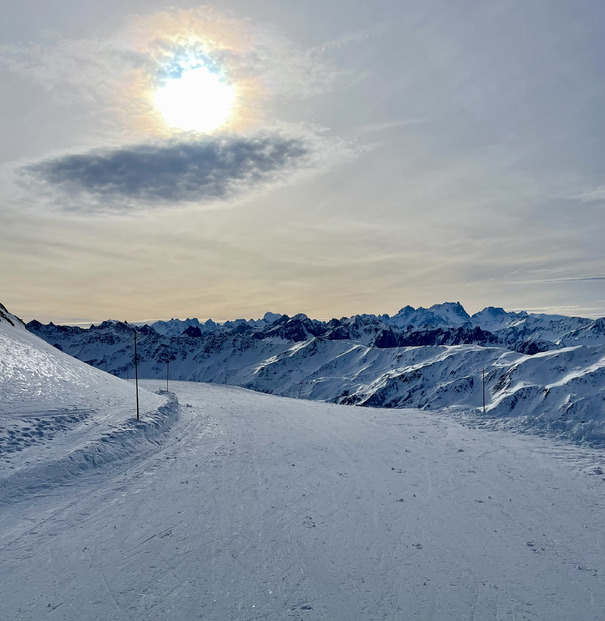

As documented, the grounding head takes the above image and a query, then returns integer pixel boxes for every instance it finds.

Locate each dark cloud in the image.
[26,134,310,207]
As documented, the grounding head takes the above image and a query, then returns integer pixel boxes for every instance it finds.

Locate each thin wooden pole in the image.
[134,330,140,421]
[482,368,486,413]
[166,359,169,393]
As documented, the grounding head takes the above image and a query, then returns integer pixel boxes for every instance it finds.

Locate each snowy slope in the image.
[1,380,603,621]
[0,302,27,329]
[339,344,605,444]
[469,306,529,331]
[0,306,175,504]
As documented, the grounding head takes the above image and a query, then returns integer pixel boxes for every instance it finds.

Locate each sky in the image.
[1,0,604,324]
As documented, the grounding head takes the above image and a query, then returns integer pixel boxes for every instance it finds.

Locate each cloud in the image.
[23,133,314,211]
[512,305,605,318]
[503,275,605,285]
[310,24,391,55]
[0,6,336,135]
[569,185,605,204]
[350,119,427,138]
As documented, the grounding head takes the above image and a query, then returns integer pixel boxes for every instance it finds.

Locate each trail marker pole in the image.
[482,368,486,413]
[166,359,169,393]
[134,330,140,421]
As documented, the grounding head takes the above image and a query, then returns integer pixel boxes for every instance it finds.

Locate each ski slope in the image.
[1,380,604,620]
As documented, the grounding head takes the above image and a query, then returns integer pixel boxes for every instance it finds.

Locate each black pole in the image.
[166,359,169,393]
[482,368,485,413]
[134,330,140,421]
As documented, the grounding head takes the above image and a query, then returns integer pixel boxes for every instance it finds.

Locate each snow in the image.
[1,380,604,620]
[2,303,604,619]
[389,301,472,329]
[470,307,528,332]
[0,309,173,503]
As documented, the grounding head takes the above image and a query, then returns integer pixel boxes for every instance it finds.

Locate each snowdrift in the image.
[0,305,177,504]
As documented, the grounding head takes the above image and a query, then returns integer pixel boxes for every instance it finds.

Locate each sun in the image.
[154,64,236,133]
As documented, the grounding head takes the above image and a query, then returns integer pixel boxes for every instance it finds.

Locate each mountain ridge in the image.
[24,301,605,446]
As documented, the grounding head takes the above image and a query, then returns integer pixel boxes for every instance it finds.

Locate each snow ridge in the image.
[0,302,26,330]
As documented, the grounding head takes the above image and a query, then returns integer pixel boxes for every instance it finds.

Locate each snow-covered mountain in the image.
[389,301,472,328]
[27,302,605,446]
[470,306,529,331]
[150,312,282,337]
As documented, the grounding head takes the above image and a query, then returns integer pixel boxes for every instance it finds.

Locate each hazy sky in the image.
[1,0,604,323]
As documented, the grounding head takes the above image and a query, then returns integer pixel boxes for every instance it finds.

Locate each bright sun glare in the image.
[154,65,236,133]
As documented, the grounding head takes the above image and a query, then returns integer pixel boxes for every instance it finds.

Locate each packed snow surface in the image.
[1,379,604,620]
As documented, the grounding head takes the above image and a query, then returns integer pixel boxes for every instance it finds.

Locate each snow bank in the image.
[0,306,177,504]
[0,395,178,505]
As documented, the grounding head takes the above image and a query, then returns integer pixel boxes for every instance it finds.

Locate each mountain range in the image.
[26,302,605,446]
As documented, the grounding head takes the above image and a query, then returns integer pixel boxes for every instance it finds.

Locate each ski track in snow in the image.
[1,380,603,621]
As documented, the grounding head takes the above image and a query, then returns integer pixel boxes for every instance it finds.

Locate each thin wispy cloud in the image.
[0,6,336,132]
[569,186,605,203]
[310,24,392,55]
[504,276,605,285]
[0,38,134,106]
[350,118,427,138]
